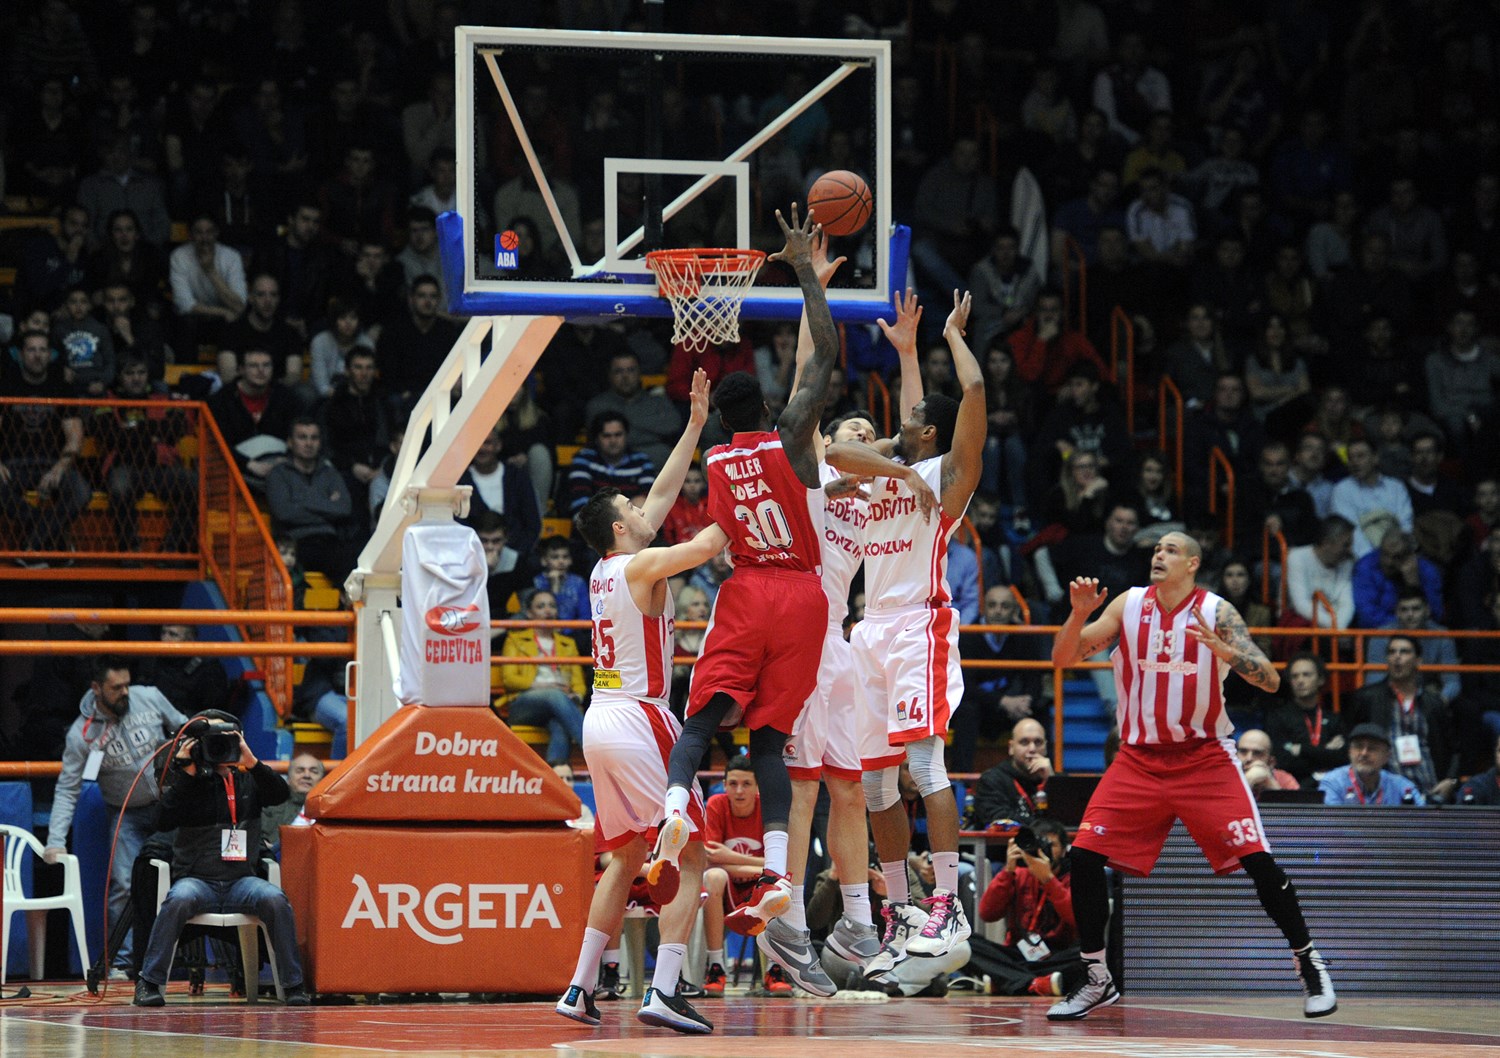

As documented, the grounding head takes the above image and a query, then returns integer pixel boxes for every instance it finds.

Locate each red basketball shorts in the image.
[1071,737,1271,876]
[688,568,827,734]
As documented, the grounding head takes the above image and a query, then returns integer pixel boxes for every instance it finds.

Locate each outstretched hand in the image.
[944,289,973,336]
[768,204,821,269]
[1184,603,1226,656]
[810,228,846,289]
[1068,577,1108,615]
[687,367,711,428]
[876,289,922,356]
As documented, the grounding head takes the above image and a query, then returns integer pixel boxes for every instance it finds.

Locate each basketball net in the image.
[645,248,766,353]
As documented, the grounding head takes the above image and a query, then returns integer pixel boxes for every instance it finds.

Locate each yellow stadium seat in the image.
[556,444,582,466]
[542,517,572,539]
[302,587,342,610]
[641,373,668,389]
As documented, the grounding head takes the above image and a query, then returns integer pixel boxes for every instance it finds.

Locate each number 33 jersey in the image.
[587,553,675,708]
[705,430,824,575]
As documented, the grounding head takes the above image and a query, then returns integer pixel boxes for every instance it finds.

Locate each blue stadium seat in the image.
[572,781,595,817]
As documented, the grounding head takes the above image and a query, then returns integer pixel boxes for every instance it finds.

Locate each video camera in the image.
[179,712,243,769]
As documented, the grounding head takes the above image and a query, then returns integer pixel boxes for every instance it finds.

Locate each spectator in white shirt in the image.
[168,213,246,352]
[1285,515,1356,630]
[1329,437,1414,558]
[1126,168,1196,267]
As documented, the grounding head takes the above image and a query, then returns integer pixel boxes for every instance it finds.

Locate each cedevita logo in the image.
[342,873,562,944]
[426,605,482,636]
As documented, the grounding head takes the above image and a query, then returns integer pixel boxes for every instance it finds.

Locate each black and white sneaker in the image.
[594,961,625,1001]
[637,986,714,1034]
[1294,947,1337,1018]
[1046,961,1120,1021]
[556,984,601,1025]
[677,975,706,999]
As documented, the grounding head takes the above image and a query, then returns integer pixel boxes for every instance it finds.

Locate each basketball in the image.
[499,229,520,251]
[807,170,873,237]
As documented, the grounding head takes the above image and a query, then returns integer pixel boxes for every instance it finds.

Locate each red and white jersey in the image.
[587,553,674,708]
[818,462,867,629]
[1112,585,1232,745]
[705,430,824,575]
[862,456,964,615]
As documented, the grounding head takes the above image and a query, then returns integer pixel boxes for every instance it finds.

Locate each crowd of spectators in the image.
[2,1,1500,793]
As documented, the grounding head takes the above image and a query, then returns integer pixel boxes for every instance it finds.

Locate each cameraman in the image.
[133,710,309,1007]
[45,655,188,980]
[971,818,1083,997]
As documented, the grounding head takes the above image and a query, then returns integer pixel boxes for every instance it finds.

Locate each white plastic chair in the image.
[0,824,89,985]
[150,858,285,1002]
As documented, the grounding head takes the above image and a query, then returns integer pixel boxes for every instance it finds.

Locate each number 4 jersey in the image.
[587,553,675,708]
[704,430,824,575]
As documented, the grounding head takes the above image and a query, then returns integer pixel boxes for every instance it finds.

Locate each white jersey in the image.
[587,553,675,708]
[1112,585,1232,745]
[818,461,867,629]
[862,455,965,615]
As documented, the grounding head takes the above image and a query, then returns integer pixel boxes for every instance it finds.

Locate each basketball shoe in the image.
[1294,947,1337,1017]
[724,871,793,936]
[763,964,794,995]
[638,986,713,1034]
[903,890,971,958]
[701,962,727,996]
[1028,972,1063,997]
[644,813,690,903]
[594,961,625,1000]
[677,976,705,999]
[1047,960,1120,1021]
[758,917,836,996]
[826,915,881,965]
[863,901,929,981]
[556,984,602,1025]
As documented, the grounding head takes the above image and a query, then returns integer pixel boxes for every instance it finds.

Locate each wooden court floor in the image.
[2,984,1497,1058]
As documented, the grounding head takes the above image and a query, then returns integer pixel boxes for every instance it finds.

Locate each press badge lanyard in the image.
[1013,779,1047,814]
[1304,707,1322,746]
[81,716,112,781]
[1350,777,1383,805]
[221,773,248,861]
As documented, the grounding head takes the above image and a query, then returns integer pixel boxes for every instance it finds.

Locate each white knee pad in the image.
[862,766,901,812]
[905,737,950,798]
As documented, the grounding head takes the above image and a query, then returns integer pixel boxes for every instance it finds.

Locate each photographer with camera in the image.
[45,655,189,981]
[970,818,1082,997]
[133,710,309,1007]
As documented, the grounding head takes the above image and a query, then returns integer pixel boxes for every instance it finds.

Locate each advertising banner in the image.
[396,520,490,706]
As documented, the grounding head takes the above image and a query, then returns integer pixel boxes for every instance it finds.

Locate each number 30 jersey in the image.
[704,430,824,576]
[587,553,675,708]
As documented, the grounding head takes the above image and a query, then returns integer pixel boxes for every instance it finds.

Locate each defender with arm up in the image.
[1046,531,1337,1023]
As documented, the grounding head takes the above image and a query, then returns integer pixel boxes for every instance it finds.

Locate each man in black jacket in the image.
[134,711,309,1006]
[1345,635,1459,803]
[969,718,1055,830]
[1263,653,1347,789]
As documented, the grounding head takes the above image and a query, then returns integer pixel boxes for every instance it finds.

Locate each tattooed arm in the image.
[1052,577,1126,667]
[1187,600,1281,693]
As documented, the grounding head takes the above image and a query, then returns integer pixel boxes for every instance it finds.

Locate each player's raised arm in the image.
[772,205,840,488]
[642,367,710,529]
[1052,577,1125,668]
[824,440,936,522]
[937,289,986,514]
[876,289,924,421]
[626,523,731,586]
[788,228,845,398]
[1188,599,1282,693]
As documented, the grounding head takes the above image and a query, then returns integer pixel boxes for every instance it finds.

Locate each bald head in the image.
[1162,531,1201,560]
[1009,718,1048,765]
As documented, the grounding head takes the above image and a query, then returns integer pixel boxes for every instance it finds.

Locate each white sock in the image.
[784,885,807,932]
[602,946,621,967]
[664,785,690,821]
[763,830,788,876]
[881,860,909,904]
[707,948,725,970]
[653,942,687,996]
[841,883,873,927]
[571,927,610,989]
[932,851,959,894]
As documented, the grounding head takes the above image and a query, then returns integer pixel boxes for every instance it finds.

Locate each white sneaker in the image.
[1047,961,1120,1021]
[863,901,929,981]
[637,986,713,1034]
[902,890,971,958]
[1294,947,1337,1018]
[556,984,601,1025]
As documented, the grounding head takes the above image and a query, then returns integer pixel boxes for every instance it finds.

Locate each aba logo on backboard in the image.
[494,230,520,270]
[426,605,482,636]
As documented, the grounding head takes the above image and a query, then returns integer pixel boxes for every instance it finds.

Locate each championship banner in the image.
[396,520,491,706]
[282,824,589,994]
[304,704,581,822]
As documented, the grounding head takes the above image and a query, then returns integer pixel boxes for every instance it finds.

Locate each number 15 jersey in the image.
[704,430,824,575]
[588,553,674,708]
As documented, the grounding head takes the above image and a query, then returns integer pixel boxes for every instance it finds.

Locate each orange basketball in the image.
[807,170,873,237]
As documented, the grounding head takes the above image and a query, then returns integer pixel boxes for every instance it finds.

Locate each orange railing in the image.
[1158,375,1184,497]
[1208,446,1236,551]
[865,371,893,438]
[1262,527,1289,615]
[1111,306,1135,436]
